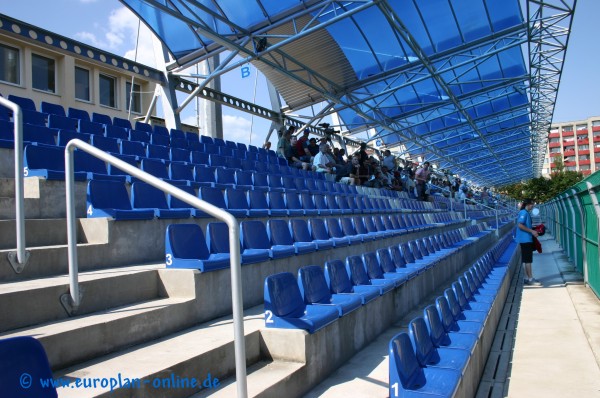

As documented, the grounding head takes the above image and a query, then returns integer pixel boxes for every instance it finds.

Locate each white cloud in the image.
[73,6,157,67]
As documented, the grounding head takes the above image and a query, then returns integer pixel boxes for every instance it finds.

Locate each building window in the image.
[75,66,90,101]
[0,43,20,84]
[579,155,589,161]
[592,120,600,127]
[31,53,55,93]
[99,74,116,108]
[125,81,141,114]
[576,124,587,131]
[578,145,589,150]
[562,125,573,132]
[549,138,560,144]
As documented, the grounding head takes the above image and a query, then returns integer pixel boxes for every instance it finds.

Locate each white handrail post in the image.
[0,97,30,272]
[64,144,80,309]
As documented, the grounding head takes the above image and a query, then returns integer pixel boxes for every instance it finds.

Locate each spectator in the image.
[288,136,311,170]
[382,150,396,172]
[516,199,541,285]
[357,142,369,166]
[313,143,336,174]
[349,155,370,185]
[276,129,292,159]
[306,137,320,157]
[481,187,490,206]
[415,161,431,201]
[262,141,272,150]
[296,129,311,161]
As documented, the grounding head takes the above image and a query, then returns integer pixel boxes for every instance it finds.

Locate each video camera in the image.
[319,123,339,137]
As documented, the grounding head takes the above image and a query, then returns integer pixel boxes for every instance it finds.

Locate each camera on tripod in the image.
[319,123,339,139]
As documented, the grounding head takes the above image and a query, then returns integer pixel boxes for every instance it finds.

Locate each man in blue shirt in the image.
[516,198,540,285]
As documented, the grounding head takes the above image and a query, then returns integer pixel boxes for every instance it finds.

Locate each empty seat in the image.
[388,332,460,398]
[267,219,317,255]
[48,114,78,131]
[264,272,339,334]
[170,147,191,164]
[214,167,237,188]
[24,144,86,181]
[165,224,229,271]
[285,192,318,216]
[92,112,112,126]
[225,188,268,217]
[376,248,418,280]
[146,144,170,162]
[308,218,347,247]
[68,107,91,122]
[134,121,153,133]
[105,125,129,140]
[41,101,66,117]
[326,218,358,245]
[86,180,154,220]
[150,133,170,147]
[129,129,151,144]
[289,219,333,250]
[345,255,395,294]
[8,94,36,111]
[241,220,294,259]
[248,190,285,217]
[22,124,56,146]
[79,119,104,135]
[234,170,254,190]
[199,186,246,218]
[362,252,407,287]
[324,260,380,304]
[141,158,187,185]
[423,304,477,354]
[112,116,132,130]
[298,265,362,316]
[153,125,170,136]
[131,182,190,219]
[190,151,209,166]
[268,191,303,216]
[0,336,57,398]
[207,222,266,265]
[167,185,210,218]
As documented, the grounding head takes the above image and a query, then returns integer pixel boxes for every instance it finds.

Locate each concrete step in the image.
[191,360,305,398]
[0,178,15,196]
[55,306,266,398]
[0,218,73,249]
[0,264,164,332]
[3,296,197,370]
[0,196,42,219]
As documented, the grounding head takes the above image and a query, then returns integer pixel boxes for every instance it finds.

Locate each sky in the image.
[2,0,598,148]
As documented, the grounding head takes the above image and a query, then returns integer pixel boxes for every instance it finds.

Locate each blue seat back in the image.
[225,188,249,210]
[170,162,194,181]
[41,101,66,117]
[134,121,153,133]
[113,116,132,130]
[444,288,462,320]
[267,174,283,190]
[168,185,197,209]
[389,332,427,390]
[48,114,78,131]
[147,144,170,161]
[267,191,286,210]
[92,112,112,126]
[207,222,240,253]
[253,172,268,188]
[409,317,438,367]
[313,194,328,210]
[324,259,353,294]
[264,272,306,318]
[363,252,385,279]
[74,150,108,174]
[340,217,358,236]
[8,94,36,111]
[389,245,408,268]
[130,129,150,144]
[400,243,417,263]
[131,182,168,208]
[121,140,147,158]
[345,255,371,286]
[290,219,312,243]
[191,151,209,165]
[166,224,210,261]
[24,144,64,171]
[268,219,294,246]
[91,135,120,153]
[68,107,90,122]
[436,296,455,332]
[423,304,448,347]
[87,180,132,210]
[248,190,268,209]
[300,193,317,210]
[376,248,395,273]
[0,336,57,397]
[298,265,332,304]
[199,186,226,208]
[284,192,302,210]
[215,167,236,185]
[105,125,129,140]
[308,218,329,240]
[141,158,169,179]
[153,125,170,136]
[353,217,368,234]
[209,153,227,167]
[326,218,344,238]
[151,133,170,146]
[235,170,253,186]
[241,220,271,250]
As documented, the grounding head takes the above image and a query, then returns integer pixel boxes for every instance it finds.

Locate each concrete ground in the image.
[505,235,600,397]
[303,234,600,398]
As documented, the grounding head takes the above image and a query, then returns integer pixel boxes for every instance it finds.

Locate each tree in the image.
[499,167,583,204]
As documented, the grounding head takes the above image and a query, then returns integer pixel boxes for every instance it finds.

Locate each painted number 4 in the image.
[87,205,93,216]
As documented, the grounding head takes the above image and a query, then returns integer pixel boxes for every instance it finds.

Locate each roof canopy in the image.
[120,0,576,187]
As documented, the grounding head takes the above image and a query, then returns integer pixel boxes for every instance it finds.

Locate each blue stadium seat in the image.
[141,158,187,185]
[121,140,146,160]
[199,186,246,218]
[22,124,56,146]
[285,192,318,216]
[78,119,104,135]
[169,163,197,187]
[8,94,36,111]
[131,182,190,219]
[150,133,170,147]
[248,190,285,216]
[129,129,151,144]
[298,265,362,316]
[146,144,170,162]
[167,185,210,218]
[170,148,191,164]
[153,125,169,136]
[134,121,153,133]
[408,317,470,373]
[268,191,303,216]
[254,160,268,173]
[226,156,242,170]
[68,107,91,122]
[324,260,380,304]
[362,252,407,287]
[22,109,47,126]
[326,218,357,245]
[267,175,285,192]
[308,218,345,247]
[165,224,229,271]
[376,248,418,280]
[264,272,339,334]
[207,222,265,265]
[267,219,317,255]
[112,117,132,131]
[236,142,248,152]
[48,114,78,131]
[215,167,237,188]
[92,112,112,126]
[225,188,268,217]
[188,140,204,152]
[41,101,66,117]
[0,336,58,398]
[234,170,254,190]
[74,150,126,182]
[105,125,129,140]
[204,143,219,155]
[436,296,482,337]
[313,194,333,216]
[423,304,477,353]
[252,172,269,191]
[86,180,154,220]
[218,146,233,157]
[194,165,224,188]
[345,255,395,294]
[353,216,383,240]
[91,135,120,154]
[289,219,333,250]
[107,154,138,177]
[213,137,226,147]
[340,217,373,243]
[209,153,228,168]
[24,144,86,181]
[388,332,460,398]
[190,151,209,166]
[170,137,188,149]
[241,220,294,259]
[444,288,487,324]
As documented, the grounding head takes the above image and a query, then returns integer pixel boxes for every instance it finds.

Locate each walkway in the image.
[304,234,600,398]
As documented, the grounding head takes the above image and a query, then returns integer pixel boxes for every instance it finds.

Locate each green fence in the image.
[540,171,600,299]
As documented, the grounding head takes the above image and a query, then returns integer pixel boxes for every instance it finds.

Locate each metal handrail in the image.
[64,139,248,398]
[0,97,30,272]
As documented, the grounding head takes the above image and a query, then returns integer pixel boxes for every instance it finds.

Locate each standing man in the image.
[415,161,431,201]
[516,199,541,285]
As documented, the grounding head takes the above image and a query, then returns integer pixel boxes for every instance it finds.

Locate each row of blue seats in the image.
[165,219,475,272]
[1,95,280,157]
[388,236,516,397]
[1,120,285,165]
[87,180,457,224]
[261,227,491,333]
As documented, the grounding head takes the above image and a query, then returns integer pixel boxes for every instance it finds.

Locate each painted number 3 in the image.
[264,310,274,323]
[165,254,172,266]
